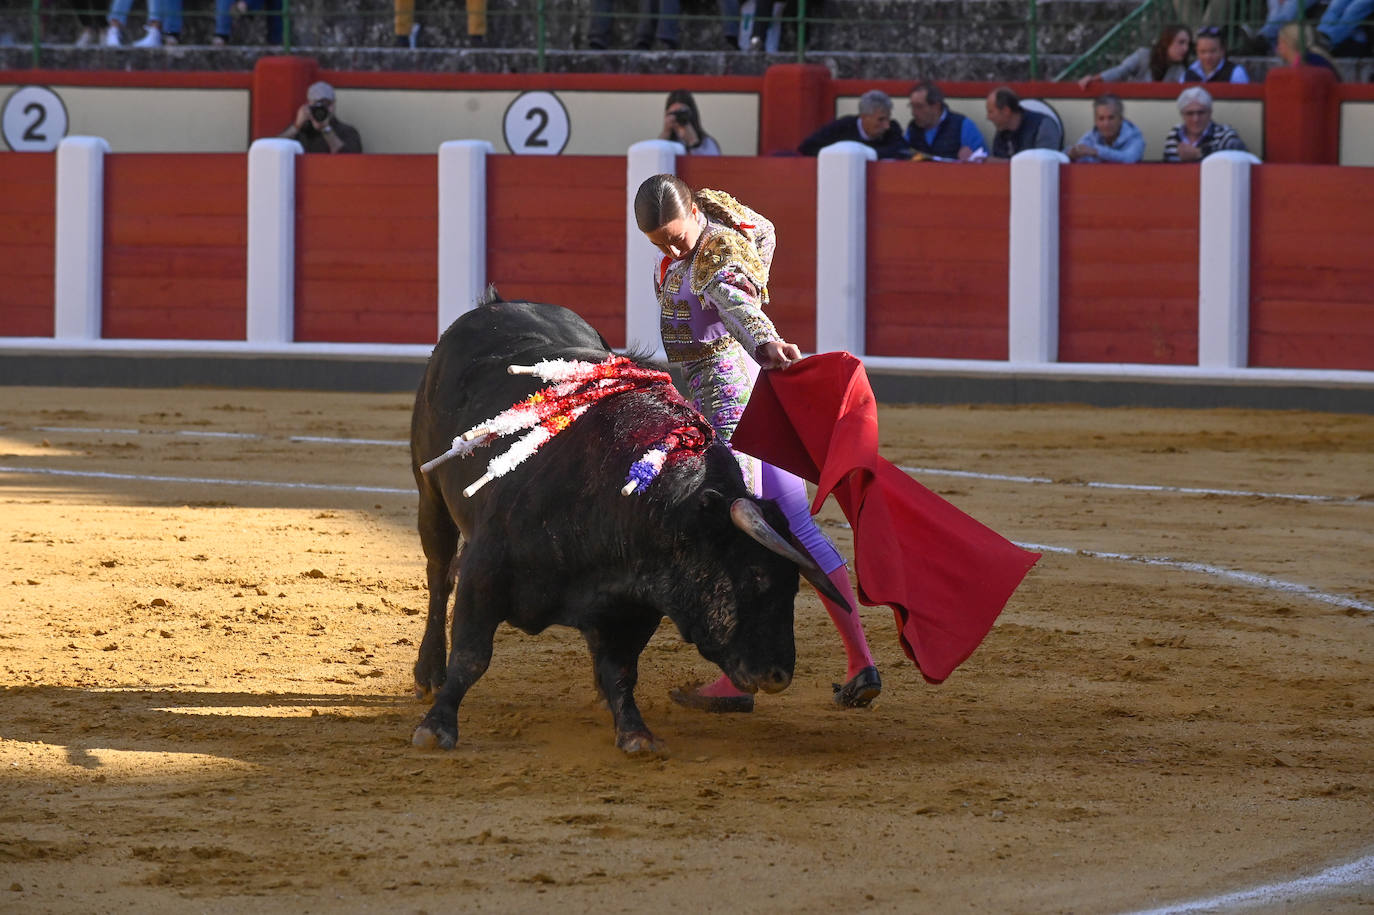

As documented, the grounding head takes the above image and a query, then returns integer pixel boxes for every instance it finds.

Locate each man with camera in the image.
[278,81,363,154]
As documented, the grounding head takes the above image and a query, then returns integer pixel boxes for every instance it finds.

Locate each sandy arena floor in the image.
[0,386,1371,914]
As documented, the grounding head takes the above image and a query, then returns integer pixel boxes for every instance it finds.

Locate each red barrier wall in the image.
[1249,165,1374,370]
[103,154,247,340]
[0,153,56,337]
[295,154,438,343]
[1059,165,1199,364]
[866,163,1010,359]
[678,155,818,352]
[486,155,626,346]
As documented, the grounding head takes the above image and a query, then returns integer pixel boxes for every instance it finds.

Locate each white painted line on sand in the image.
[1120,850,1374,914]
[34,425,262,440]
[25,425,406,447]
[17,426,1369,505]
[0,464,412,496]
[1020,541,1374,614]
[289,435,408,446]
[0,463,1368,614]
[901,464,1367,505]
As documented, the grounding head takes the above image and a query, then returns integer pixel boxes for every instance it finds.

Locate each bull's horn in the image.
[728,499,852,612]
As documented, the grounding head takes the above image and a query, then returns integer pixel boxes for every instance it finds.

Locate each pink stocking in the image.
[821,565,874,680]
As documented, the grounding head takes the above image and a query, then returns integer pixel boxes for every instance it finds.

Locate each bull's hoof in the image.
[616,730,664,755]
[412,721,457,750]
[413,682,435,702]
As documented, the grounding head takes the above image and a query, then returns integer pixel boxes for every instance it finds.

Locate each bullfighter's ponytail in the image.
[634,174,694,233]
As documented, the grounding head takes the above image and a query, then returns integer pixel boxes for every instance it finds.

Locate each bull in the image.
[409,294,845,753]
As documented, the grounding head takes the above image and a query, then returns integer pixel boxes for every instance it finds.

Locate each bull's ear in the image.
[697,487,726,511]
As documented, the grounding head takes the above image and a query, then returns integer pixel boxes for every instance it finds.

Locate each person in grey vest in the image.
[985,87,1062,160]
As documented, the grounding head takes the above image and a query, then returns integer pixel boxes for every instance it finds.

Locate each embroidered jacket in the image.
[657,189,782,365]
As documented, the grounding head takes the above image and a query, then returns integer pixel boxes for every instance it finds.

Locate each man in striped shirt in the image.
[1162,87,1247,162]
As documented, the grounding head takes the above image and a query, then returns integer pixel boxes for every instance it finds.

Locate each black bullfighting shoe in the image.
[832,666,881,708]
[669,684,755,713]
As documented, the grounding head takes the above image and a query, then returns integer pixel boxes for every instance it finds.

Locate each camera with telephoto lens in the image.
[671,108,690,125]
[309,101,331,123]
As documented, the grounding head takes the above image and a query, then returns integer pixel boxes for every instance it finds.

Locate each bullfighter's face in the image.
[645,205,705,261]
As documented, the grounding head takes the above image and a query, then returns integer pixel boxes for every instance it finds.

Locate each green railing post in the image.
[796,0,808,63]
[282,0,292,53]
[30,0,40,69]
[537,0,546,73]
[1028,0,1040,80]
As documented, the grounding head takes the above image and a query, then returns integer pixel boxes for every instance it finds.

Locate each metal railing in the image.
[1054,0,1181,82]
[14,0,1073,75]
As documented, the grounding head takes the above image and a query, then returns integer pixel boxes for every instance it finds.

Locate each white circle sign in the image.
[502,91,569,156]
[2,86,69,152]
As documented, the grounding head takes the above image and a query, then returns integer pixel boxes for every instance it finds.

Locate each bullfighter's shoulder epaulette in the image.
[689,189,771,297]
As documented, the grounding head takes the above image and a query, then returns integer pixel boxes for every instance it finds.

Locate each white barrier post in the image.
[53,136,110,340]
[1007,148,1069,364]
[246,138,301,344]
[438,140,495,337]
[625,140,683,357]
[815,141,875,356]
[1198,150,1262,369]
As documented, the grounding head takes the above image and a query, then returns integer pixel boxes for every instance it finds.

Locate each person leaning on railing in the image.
[797,89,910,160]
[1067,94,1145,163]
[1162,86,1246,163]
[1077,24,1193,89]
[984,87,1063,160]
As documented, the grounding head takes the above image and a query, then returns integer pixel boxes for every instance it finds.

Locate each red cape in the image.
[732,352,1040,684]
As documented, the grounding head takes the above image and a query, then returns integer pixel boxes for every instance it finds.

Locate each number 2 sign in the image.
[2,86,69,152]
[502,91,569,156]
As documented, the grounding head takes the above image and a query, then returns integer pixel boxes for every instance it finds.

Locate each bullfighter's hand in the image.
[756,340,802,370]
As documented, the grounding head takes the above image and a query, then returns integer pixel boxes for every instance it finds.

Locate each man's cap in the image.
[306,81,335,103]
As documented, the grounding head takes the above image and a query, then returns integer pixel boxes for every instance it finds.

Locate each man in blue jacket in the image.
[904,79,987,161]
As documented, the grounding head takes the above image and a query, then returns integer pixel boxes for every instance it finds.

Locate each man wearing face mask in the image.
[278,81,364,154]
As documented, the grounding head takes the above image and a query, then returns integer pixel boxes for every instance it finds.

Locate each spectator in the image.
[1077,25,1192,89]
[393,0,487,48]
[985,87,1063,159]
[65,4,104,46]
[212,0,282,46]
[278,82,363,155]
[1067,94,1145,163]
[904,78,987,161]
[1162,86,1246,162]
[1275,21,1342,75]
[658,89,721,155]
[797,89,909,159]
[588,0,681,49]
[1184,27,1250,82]
[1316,0,1372,54]
[104,0,181,46]
[739,0,791,52]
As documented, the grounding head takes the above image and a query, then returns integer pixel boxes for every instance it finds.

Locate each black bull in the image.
[409,297,844,753]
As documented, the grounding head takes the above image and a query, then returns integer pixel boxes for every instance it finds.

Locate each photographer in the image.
[278,82,363,154]
[656,90,720,155]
